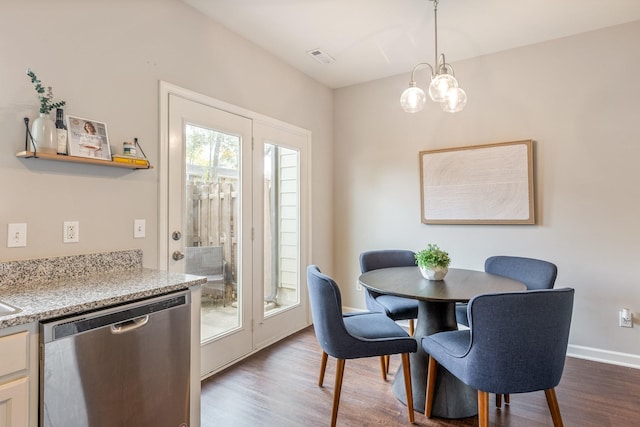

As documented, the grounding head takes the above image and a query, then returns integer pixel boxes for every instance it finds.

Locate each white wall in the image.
[333,21,640,366]
[0,0,333,274]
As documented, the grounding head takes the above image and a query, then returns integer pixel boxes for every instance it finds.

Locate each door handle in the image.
[110,316,149,334]
[172,250,185,261]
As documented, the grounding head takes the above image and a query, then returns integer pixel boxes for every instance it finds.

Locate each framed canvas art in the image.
[420,140,535,224]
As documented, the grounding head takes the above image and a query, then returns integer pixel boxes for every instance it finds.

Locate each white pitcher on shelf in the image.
[31,112,57,153]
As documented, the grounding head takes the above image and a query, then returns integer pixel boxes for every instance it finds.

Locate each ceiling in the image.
[182,0,640,89]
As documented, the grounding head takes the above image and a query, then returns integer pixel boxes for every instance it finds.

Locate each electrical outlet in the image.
[134,219,146,238]
[356,281,362,291]
[63,221,79,243]
[7,223,27,247]
[619,308,633,328]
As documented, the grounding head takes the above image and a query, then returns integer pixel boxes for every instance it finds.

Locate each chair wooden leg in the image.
[319,351,328,387]
[478,390,489,427]
[383,318,414,376]
[379,356,387,381]
[401,353,415,423]
[331,359,345,427]
[544,388,564,427]
[425,356,438,418]
[496,393,509,407]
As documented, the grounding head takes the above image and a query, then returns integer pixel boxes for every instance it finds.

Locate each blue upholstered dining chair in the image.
[424,288,574,427]
[455,255,558,407]
[306,265,417,427]
[456,256,558,327]
[360,250,419,374]
[360,250,419,336]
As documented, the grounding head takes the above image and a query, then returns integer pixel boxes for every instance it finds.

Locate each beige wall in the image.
[3,0,639,367]
[334,21,640,365]
[0,1,333,274]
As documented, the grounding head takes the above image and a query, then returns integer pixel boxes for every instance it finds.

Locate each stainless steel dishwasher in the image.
[40,290,191,427]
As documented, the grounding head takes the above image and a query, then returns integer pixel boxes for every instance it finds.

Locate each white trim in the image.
[567,344,640,369]
[159,81,310,138]
[158,81,169,270]
[342,306,367,313]
[159,80,313,376]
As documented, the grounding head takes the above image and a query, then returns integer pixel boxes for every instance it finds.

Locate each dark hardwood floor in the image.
[201,326,640,426]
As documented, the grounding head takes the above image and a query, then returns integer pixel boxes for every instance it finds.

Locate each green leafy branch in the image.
[26,68,66,114]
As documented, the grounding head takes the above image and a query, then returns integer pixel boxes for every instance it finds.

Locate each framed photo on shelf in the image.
[66,115,112,161]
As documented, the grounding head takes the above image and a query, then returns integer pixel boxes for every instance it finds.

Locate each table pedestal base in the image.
[392,300,477,418]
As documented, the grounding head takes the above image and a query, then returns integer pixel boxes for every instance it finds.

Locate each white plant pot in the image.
[31,113,57,154]
[420,266,448,281]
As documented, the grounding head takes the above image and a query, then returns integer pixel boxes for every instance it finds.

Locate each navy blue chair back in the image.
[457,256,558,327]
[360,249,416,302]
[484,256,557,291]
[465,288,574,393]
[360,249,417,273]
[306,265,351,359]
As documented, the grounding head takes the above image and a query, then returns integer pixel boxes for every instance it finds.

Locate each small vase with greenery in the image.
[415,244,451,280]
[26,68,66,153]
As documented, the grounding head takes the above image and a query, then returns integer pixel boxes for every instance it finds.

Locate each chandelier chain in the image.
[433,0,439,68]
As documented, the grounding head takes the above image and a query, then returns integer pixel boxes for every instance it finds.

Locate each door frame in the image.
[158,80,312,363]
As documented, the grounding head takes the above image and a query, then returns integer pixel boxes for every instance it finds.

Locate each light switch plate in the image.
[134,219,146,238]
[7,223,27,247]
[620,309,633,328]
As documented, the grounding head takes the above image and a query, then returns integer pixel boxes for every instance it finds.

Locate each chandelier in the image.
[400,0,467,113]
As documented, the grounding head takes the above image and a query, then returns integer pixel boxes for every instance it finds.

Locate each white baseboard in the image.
[342,306,366,314]
[567,344,640,369]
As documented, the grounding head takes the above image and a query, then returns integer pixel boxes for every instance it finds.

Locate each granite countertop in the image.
[0,250,206,329]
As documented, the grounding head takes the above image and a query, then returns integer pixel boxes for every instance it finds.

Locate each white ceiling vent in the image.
[306,48,335,64]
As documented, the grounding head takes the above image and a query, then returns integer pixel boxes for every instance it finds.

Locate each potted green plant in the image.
[415,244,451,280]
[26,68,66,153]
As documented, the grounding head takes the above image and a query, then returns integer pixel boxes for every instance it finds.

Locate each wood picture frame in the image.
[419,140,535,224]
[66,115,112,161]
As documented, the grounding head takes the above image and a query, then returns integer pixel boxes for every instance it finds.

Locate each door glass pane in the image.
[183,123,241,342]
[263,143,300,317]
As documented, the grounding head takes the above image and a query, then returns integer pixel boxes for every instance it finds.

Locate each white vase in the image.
[31,112,57,154]
[420,266,448,281]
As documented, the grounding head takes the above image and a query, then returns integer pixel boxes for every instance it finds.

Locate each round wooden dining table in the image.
[358,266,526,418]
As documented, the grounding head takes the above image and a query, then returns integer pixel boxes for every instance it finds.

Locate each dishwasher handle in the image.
[110,315,149,334]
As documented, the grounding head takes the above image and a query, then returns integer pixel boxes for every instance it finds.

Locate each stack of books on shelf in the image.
[112,154,150,167]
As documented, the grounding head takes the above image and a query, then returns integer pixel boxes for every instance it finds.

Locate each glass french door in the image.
[168,94,253,376]
[252,122,309,350]
[162,86,310,377]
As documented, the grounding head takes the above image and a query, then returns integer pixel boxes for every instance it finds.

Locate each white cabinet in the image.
[0,332,28,376]
[0,325,37,427]
[0,377,28,427]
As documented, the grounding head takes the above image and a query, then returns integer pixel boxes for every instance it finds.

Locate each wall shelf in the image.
[16,151,152,170]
